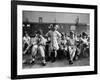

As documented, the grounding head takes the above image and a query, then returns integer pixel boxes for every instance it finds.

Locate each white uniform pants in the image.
[68,46,76,61]
[31,45,45,63]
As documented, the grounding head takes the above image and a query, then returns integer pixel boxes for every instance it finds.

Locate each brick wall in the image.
[23,22,89,37]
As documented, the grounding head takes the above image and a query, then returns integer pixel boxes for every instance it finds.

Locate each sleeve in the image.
[57,31,61,38]
[56,31,61,44]
[28,37,31,45]
[39,36,47,46]
[23,37,28,44]
[45,31,50,37]
[66,38,71,46]
[22,37,25,47]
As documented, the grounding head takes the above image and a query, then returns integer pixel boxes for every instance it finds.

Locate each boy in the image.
[22,32,31,64]
[59,32,68,56]
[30,30,47,66]
[67,31,77,64]
[80,32,89,57]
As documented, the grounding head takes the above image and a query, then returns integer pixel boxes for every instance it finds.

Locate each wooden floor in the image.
[23,54,90,69]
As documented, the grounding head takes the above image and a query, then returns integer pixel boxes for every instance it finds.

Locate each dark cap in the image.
[82,32,87,36]
[70,31,74,35]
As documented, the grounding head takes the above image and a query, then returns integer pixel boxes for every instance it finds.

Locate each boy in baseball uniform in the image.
[30,30,47,66]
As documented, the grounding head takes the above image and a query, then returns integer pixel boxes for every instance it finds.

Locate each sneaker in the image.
[30,60,35,64]
[42,62,46,66]
[69,60,73,64]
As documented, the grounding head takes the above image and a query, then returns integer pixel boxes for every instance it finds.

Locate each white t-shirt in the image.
[23,36,30,45]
